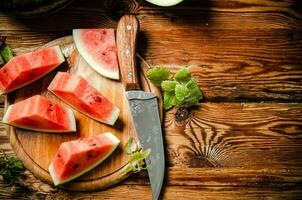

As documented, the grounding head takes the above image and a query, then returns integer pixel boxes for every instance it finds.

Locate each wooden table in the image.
[1,0,302,199]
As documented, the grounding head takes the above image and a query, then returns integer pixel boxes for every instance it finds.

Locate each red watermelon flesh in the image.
[48,72,120,126]
[73,29,120,80]
[0,46,65,95]
[2,95,76,132]
[49,132,120,186]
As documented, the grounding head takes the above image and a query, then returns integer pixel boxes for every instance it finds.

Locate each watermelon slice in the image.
[49,132,120,186]
[73,29,120,80]
[0,46,65,95]
[48,72,120,126]
[2,95,76,132]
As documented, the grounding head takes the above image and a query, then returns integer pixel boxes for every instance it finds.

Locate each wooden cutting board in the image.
[5,36,163,191]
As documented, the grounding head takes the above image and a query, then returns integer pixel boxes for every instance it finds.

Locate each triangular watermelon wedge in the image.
[2,95,76,133]
[48,132,120,186]
[73,29,120,80]
[0,46,65,95]
[48,72,120,126]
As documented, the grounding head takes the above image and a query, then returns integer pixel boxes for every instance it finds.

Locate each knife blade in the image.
[116,15,165,200]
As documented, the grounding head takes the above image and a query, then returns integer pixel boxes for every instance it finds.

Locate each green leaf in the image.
[190,87,203,100]
[186,79,203,101]
[185,79,198,90]
[124,149,151,174]
[124,137,138,154]
[7,157,24,172]
[174,96,184,107]
[163,92,175,110]
[0,44,13,63]
[174,68,191,83]
[185,96,199,106]
[124,165,134,174]
[0,151,25,185]
[0,56,4,66]
[129,149,151,163]
[147,66,171,87]
[175,84,190,102]
[161,80,177,92]
[147,65,204,110]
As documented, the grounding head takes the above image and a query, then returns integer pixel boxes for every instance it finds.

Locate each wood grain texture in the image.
[0,0,301,101]
[165,103,302,168]
[0,0,302,199]
[2,102,302,197]
[5,36,163,191]
[1,183,302,200]
[117,15,141,90]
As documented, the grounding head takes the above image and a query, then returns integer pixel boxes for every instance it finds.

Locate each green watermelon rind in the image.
[0,46,65,95]
[2,104,76,133]
[72,29,120,80]
[48,132,120,186]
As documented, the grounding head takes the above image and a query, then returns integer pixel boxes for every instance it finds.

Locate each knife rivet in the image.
[125,48,130,57]
[127,24,132,30]
[128,72,133,78]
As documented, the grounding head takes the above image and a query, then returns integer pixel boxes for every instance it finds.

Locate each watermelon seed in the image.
[48,103,54,111]
[73,164,80,169]
[93,96,102,102]
[90,143,96,146]
[87,154,93,159]
[102,31,106,35]
[102,52,106,56]
[58,154,61,157]
[28,68,38,77]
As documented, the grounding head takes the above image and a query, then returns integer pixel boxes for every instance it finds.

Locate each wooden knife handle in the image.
[117,15,141,91]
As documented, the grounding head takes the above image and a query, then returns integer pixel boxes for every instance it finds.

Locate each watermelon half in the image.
[49,132,120,186]
[0,46,65,95]
[2,95,76,132]
[145,0,183,6]
[48,72,120,126]
[73,29,120,80]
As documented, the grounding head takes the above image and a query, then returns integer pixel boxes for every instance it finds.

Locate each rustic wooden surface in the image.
[0,0,302,199]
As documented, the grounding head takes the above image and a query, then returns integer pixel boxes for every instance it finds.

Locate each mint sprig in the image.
[147,66,203,110]
[174,68,191,83]
[124,137,151,174]
[0,150,25,185]
[146,66,171,87]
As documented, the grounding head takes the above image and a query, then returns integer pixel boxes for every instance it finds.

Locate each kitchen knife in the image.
[116,15,165,200]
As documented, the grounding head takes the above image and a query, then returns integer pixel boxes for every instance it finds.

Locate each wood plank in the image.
[2,102,302,170]
[0,29,301,101]
[2,102,302,168]
[1,122,302,188]
[0,0,301,102]
[1,181,301,200]
[126,167,302,187]
[0,0,301,31]
[164,103,302,168]
[2,133,302,189]
[1,111,302,190]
